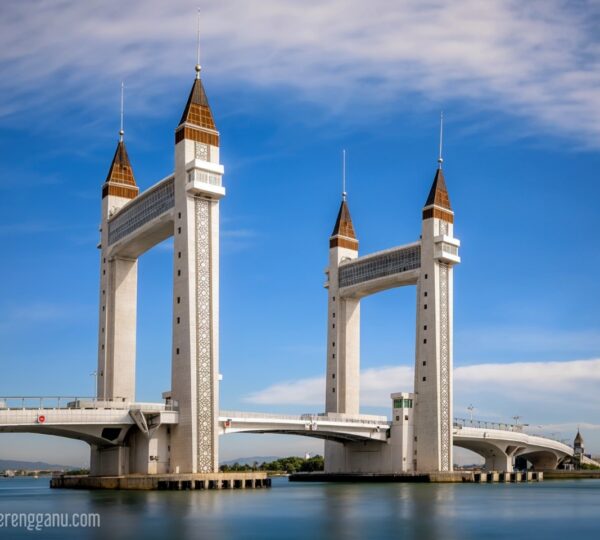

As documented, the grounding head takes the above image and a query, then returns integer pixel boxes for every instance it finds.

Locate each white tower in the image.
[97,122,139,402]
[170,63,225,474]
[325,198,360,414]
[413,163,460,472]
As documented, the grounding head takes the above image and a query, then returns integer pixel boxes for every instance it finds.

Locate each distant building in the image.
[574,429,584,458]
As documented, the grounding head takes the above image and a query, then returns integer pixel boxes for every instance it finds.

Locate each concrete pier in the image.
[50,472,270,491]
[290,471,544,484]
[290,472,470,483]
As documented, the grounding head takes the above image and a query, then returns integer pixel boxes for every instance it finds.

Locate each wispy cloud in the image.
[243,358,600,429]
[457,326,600,359]
[2,1,600,145]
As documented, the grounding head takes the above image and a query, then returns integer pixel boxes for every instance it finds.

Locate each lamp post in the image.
[467,404,474,423]
[90,371,97,403]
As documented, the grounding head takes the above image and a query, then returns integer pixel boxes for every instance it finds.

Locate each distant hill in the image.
[221,456,280,466]
[0,459,75,471]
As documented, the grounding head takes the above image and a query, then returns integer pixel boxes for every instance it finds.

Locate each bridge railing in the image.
[0,397,177,412]
[454,417,524,432]
[219,410,388,425]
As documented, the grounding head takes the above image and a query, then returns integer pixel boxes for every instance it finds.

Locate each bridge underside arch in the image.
[453,439,523,472]
[516,450,562,470]
[220,428,386,444]
[0,425,130,448]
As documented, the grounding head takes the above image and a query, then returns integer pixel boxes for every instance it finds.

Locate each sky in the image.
[0,0,599,466]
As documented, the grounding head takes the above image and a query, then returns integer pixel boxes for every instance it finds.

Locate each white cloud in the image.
[2,1,600,145]
[245,358,600,407]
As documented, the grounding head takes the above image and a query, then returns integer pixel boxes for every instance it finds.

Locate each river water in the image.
[0,476,598,539]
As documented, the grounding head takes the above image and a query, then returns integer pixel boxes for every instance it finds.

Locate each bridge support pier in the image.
[485,453,513,473]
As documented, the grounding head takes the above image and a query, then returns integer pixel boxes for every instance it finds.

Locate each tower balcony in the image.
[185,159,225,199]
[433,235,460,265]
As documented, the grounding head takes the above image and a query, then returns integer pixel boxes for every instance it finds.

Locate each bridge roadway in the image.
[0,399,585,472]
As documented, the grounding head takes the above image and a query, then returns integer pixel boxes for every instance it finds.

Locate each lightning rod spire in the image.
[119,82,124,142]
[438,111,444,169]
[195,8,201,79]
[342,149,347,201]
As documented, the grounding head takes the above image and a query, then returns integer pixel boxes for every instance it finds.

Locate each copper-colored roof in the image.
[105,140,136,187]
[179,78,216,130]
[331,200,357,239]
[424,168,452,210]
[575,430,584,444]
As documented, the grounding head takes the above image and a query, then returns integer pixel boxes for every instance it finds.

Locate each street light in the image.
[467,404,475,423]
[90,371,97,403]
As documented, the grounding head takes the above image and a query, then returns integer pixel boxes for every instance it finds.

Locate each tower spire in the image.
[342,149,347,202]
[195,8,201,79]
[438,111,443,169]
[119,82,125,142]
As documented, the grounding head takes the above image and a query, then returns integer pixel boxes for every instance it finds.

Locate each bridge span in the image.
[2,399,593,473]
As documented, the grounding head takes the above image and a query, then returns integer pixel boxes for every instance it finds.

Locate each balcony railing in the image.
[0,397,177,412]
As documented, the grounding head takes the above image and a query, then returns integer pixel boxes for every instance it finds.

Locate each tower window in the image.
[332,388,335,393]
[177,297,181,304]
[332,354,335,359]
[332,313,335,318]
[424,325,427,331]
[176,348,180,355]
[178,252,181,259]
[332,323,335,329]
[424,304,427,310]
[396,416,400,421]
[422,376,426,382]
[405,415,409,421]
[425,274,428,279]
[424,291,428,297]
[332,342,335,347]
[178,212,181,219]
[422,361,426,366]
[177,317,180,324]
[177,270,181,277]
[332,374,335,379]
[423,339,427,344]
[178,227,182,234]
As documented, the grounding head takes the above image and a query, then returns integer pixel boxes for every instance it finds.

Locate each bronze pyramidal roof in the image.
[179,78,216,130]
[330,200,358,250]
[424,168,452,210]
[102,140,138,199]
[105,140,136,186]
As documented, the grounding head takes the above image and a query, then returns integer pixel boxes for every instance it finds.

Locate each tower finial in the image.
[438,111,444,169]
[342,149,347,201]
[119,82,125,142]
[195,8,201,79]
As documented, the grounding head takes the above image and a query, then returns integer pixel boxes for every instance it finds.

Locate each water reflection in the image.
[0,477,599,540]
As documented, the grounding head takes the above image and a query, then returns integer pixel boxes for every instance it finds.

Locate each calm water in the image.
[0,476,599,539]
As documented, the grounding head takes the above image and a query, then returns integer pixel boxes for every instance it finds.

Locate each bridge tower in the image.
[325,197,360,415]
[170,63,225,474]
[97,129,139,402]
[413,165,460,472]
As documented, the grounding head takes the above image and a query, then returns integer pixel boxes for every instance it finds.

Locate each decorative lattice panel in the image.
[439,262,451,471]
[194,198,215,472]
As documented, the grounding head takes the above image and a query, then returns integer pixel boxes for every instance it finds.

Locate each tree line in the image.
[220,455,324,473]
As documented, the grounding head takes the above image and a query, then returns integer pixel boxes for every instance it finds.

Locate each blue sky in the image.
[1,0,599,465]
